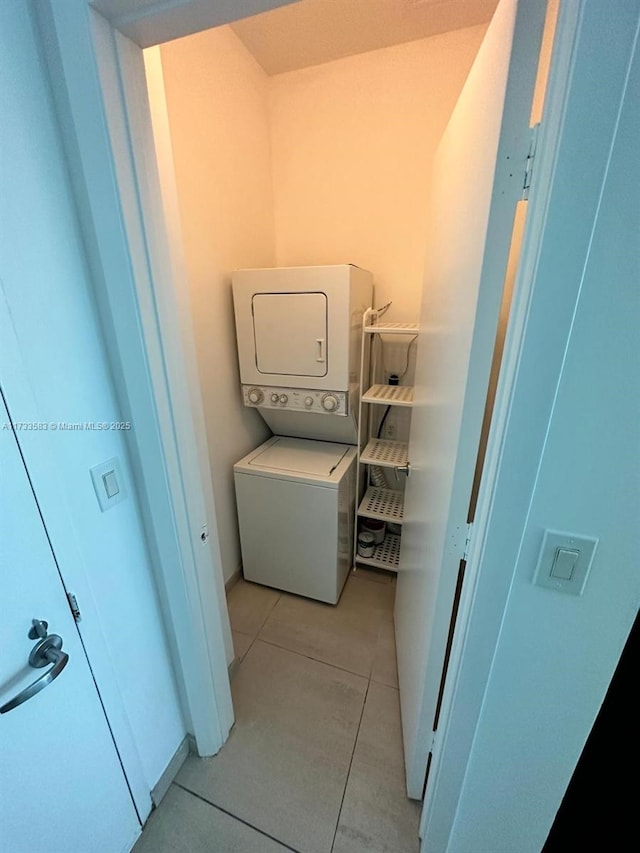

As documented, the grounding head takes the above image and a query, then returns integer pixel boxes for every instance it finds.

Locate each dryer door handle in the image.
[316,339,325,363]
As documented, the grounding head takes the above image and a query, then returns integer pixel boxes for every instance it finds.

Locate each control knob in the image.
[304,396,314,408]
[321,394,339,412]
[279,394,289,404]
[270,393,279,404]
[247,388,264,405]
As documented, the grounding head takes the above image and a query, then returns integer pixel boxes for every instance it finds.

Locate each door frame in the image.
[35,0,583,834]
[35,0,242,758]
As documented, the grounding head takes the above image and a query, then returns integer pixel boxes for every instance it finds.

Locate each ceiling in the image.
[230,0,499,76]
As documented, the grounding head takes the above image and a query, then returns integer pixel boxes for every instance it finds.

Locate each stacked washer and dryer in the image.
[232,265,373,604]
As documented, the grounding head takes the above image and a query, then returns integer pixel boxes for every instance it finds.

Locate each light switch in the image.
[550,547,579,580]
[90,457,127,512]
[534,529,598,596]
[102,470,120,499]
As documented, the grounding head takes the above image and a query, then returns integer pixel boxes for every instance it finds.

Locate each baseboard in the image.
[225,563,242,594]
[150,736,190,807]
[224,566,243,677]
[228,654,242,680]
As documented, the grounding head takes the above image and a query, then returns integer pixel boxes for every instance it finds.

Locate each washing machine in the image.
[234,436,357,604]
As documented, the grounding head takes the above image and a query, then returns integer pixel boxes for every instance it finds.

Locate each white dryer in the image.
[232,264,372,444]
[234,436,357,604]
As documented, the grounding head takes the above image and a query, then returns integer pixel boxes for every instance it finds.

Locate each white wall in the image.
[0,2,185,793]
[447,5,640,849]
[158,26,273,584]
[269,26,487,323]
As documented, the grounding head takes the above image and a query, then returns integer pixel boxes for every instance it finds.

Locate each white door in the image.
[395,0,547,797]
[253,292,328,376]
[0,393,140,853]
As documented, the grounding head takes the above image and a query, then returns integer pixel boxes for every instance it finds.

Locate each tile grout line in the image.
[233,595,396,683]
[171,781,302,853]
[231,578,391,678]
[246,592,282,663]
[231,628,254,664]
[257,591,282,632]
[230,587,282,664]
[330,676,372,853]
[231,584,397,683]
[237,630,397,688]
[254,636,371,681]
[252,590,283,648]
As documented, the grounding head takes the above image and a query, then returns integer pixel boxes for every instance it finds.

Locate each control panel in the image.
[242,385,348,416]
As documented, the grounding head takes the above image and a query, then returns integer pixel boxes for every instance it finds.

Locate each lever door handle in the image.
[0,635,69,714]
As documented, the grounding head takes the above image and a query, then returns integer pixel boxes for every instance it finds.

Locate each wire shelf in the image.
[362,384,414,407]
[355,533,401,570]
[364,322,419,335]
[358,487,404,523]
[360,439,409,468]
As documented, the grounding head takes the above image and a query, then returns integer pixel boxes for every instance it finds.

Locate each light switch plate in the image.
[533,529,598,595]
[90,457,127,512]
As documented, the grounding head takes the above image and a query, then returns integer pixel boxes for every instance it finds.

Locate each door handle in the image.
[316,339,325,362]
[0,634,69,714]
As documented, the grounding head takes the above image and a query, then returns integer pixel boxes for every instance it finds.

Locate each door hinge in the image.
[66,592,81,622]
[522,123,540,200]
[430,728,440,754]
[463,522,473,562]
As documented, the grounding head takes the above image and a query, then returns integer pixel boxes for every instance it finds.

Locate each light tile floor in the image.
[133,570,420,853]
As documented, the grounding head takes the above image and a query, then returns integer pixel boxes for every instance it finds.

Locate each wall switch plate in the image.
[533,529,598,596]
[90,457,127,512]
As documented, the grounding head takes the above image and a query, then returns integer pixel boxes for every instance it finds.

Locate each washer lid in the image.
[248,436,350,476]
